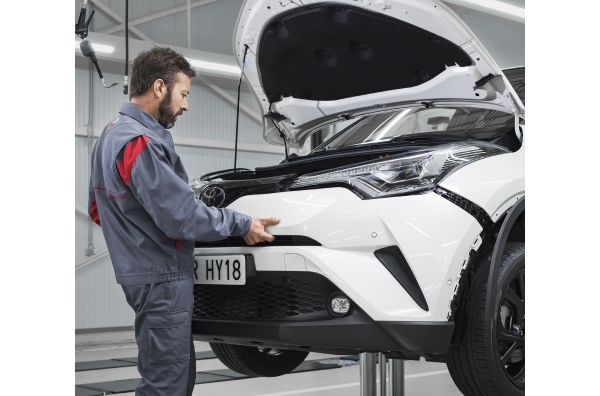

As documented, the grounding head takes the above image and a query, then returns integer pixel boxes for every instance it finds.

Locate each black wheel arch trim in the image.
[485,197,525,378]
[434,186,493,229]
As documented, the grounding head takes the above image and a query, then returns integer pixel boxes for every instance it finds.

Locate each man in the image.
[88,47,279,395]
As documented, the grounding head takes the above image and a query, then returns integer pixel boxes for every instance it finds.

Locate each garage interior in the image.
[74,0,525,395]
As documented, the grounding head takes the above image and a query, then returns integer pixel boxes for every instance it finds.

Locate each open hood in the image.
[233,0,524,147]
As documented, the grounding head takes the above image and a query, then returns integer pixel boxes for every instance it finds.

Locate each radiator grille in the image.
[193,272,340,321]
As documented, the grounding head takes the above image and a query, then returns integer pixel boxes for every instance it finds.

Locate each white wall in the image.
[448,3,525,68]
[75,67,283,329]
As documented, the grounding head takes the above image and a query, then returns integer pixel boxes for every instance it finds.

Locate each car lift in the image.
[359,353,405,396]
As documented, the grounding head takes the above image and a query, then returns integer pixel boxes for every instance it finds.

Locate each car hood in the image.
[234,0,524,147]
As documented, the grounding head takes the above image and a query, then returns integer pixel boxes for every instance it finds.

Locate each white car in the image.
[191,1,525,395]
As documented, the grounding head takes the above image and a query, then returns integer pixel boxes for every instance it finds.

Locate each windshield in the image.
[313,106,515,153]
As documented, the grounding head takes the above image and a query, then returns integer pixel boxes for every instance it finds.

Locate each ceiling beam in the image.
[443,0,525,23]
[90,0,154,42]
[101,0,223,35]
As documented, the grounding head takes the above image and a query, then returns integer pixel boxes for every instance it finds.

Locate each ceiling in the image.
[76,0,524,65]
[75,0,524,94]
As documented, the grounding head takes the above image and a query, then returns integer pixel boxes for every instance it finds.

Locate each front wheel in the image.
[210,342,309,377]
[447,242,525,395]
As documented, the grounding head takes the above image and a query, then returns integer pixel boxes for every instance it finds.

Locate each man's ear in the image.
[152,79,167,99]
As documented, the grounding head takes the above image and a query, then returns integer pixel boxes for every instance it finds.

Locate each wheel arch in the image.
[484,197,525,377]
[448,198,524,339]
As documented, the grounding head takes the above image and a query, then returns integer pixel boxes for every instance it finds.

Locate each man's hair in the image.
[129,46,196,99]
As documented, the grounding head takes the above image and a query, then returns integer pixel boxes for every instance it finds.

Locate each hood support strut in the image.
[265,111,291,162]
[270,118,290,163]
[234,44,250,172]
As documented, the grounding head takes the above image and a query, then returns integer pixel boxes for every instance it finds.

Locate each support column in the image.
[388,359,405,396]
[379,353,387,396]
[359,352,377,396]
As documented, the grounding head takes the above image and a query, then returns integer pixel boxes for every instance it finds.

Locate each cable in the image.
[124,0,129,95]
[76,0,117,88]
[233,44,250,172]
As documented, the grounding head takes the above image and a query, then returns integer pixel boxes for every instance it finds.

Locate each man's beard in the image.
[157,90,177,129]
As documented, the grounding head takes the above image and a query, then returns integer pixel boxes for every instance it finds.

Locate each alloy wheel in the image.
[496,267,525,388]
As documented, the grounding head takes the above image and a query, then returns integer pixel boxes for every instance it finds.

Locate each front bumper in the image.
[192,315,454,359]
[191,264,454,358]
[192,187,482,357]
[195,187,483,322]
[191,266,454,357]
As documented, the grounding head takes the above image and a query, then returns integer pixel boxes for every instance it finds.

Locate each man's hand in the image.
[243,217,280,245]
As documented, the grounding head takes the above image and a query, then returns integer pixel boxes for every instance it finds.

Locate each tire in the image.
[210,342,309,377]
[447,242,525,396]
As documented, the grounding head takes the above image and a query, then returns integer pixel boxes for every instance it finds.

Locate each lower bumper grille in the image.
[193,271,341,321]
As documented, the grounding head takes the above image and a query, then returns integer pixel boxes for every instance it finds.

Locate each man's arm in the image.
[121,135,252,241]
[88,144,101,226]
[88,178,101,226]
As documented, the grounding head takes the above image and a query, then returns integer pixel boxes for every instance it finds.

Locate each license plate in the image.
[194,255,246,285]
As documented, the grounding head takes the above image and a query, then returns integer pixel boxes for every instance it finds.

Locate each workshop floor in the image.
[76,330,463,396]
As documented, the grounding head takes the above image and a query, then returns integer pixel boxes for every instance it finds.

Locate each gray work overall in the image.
[89,103,251,395]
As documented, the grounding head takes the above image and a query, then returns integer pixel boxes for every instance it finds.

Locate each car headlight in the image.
[291,142,507,198]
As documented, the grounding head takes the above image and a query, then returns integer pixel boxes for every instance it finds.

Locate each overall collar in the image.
[119,102,167,134]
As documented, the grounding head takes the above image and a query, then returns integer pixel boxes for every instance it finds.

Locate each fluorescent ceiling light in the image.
[74,40,115,54]
[443,0,524,23]
[187,58,241,77]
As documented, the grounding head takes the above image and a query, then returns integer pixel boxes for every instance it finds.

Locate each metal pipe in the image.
[187,0,191,49]
[85,51,95,257]
[89,0,152,41]
[388,359,405,396]
[100,0,222,35]
[379,353,387,396]
[76,250,110,271]
[76,207,89,218]
[360,353,377,396]
[123,0,129,95]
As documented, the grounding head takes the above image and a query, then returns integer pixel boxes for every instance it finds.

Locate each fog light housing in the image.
[329,293,351,316]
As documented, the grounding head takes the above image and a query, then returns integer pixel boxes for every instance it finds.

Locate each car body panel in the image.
[196,187,482,322]
[439,144,525,221]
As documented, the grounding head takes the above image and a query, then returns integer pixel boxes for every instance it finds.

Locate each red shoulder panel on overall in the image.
[117,135,149,186]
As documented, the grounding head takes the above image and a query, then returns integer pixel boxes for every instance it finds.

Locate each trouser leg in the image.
[187,333,196,395]
[121,278,195,396]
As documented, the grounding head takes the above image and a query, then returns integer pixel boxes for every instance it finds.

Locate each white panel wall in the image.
[75,67,283,329]
[448,4,525,68]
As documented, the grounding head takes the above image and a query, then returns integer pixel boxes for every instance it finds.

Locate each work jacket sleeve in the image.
[88,178,101,226]
[124,137,252,241]
[88,145,101,226]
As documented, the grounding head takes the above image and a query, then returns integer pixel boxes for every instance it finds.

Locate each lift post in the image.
[379,353,387,396]
[359,352,405,396]
[360,353,377,396]
[388,358,405,396]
